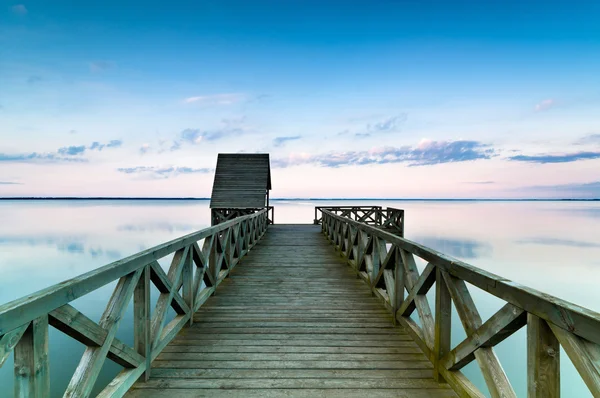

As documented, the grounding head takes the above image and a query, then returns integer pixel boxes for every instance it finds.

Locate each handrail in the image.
[320,208,600,397]
[0,209,269,397]
[314,206,404,236]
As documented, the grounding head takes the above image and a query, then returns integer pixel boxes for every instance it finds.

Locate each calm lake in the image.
[1,199,599,397]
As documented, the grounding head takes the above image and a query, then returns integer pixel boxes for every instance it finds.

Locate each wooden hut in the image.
[209,153,273,225]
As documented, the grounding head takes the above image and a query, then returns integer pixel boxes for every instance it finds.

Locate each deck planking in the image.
[126,224,456,397]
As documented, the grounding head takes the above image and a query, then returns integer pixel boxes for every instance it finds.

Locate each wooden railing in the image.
[0,209,269,398]
[211,206,274,226]
[320,208,600,398]
[314,206,404,236]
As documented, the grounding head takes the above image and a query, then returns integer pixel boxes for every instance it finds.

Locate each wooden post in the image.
[182,248,194,324]
[14,315,49,398]
[393,247,404,326]
[134,265,151,381]
[434,267,451,382]
[527,314,559,397]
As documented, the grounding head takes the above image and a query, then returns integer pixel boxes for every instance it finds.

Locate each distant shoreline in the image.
[0,197,598,202]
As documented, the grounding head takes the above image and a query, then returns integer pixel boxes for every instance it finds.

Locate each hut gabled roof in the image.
[209,153,271,209]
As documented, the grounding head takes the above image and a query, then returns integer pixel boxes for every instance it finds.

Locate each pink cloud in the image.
[534,99,556,112]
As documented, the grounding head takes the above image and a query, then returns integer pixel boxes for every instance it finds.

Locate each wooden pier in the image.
[126,224,455,397]
[1,153,600,397]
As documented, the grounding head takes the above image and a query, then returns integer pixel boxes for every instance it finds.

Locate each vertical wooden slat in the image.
[134,265,151,382]
[527,314,559,397]
[434,267,451,382]
[182,247,194,325]
[393,247,404,326]
[14,315,49,398]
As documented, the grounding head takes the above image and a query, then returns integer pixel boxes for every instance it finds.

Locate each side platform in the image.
[126,224,456,397]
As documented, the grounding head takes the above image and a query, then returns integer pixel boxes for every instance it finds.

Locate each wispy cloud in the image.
[57,145,86,156]
[117,166,214,179]
[176,118,248,146]
[0,181,23,185]
[509,151,600,164]
[464,181,495,185]
[367,114,407,133]
[273,139,495,168]
[534,98,556,112]
[89,140,122,151]
[11,4,27,15]
[341,114,408,138]
[89,61,115,73]
[574,134,600,146]
[139,143,151,155]
[0,152,87,163]
[183,93,244,106]
[1,140,122,164]
[273,135,301,147]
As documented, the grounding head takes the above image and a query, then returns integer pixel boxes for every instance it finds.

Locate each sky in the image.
[1,0,599,198]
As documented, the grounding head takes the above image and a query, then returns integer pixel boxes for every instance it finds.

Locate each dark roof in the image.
[209,153,271,209]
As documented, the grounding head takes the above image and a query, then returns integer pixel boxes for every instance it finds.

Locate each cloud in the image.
[57,145,86,156]
[27,75,42,84]
[117,166,214,179]
[11,4,27,15]
[273,139,495,168]
[68,129,77,134]
[574,134,600,146]
[367,114,407,133]
[89,139,122,151]
[183,93,244,106]
[508,151,600,164]
[89,61,114,73]
[273,135,301,147]
[534,99,556,112]
[0,181,23,185]
[139,143,151,154]
[465,181,495,185]
[179,123,244,144]
[0,140,122,164]
[0,152,87,163]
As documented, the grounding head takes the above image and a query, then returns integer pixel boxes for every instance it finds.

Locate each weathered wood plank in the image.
[0,322,30,367]
[14,315,49,398]
[134,265,151,381]
[548,322,600,396]
[527,314,559,398]
[444,303,526,371]
[65,269,142,398]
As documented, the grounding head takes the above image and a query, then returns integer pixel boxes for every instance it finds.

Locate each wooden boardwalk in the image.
[126,224,457,397]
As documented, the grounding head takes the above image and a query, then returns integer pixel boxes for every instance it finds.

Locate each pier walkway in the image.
[126,224,456,397]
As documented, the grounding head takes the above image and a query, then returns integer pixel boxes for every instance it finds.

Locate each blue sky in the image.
[1,1,599,198]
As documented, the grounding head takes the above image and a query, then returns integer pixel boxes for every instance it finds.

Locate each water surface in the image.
[1,199,599,397]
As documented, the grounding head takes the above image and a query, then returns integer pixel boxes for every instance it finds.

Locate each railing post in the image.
[182,247,194,325]
[393,246,404,325]
[434,267,451,382]
[14,315,49,398]
[527,314,560,397]
[134,265,151,381]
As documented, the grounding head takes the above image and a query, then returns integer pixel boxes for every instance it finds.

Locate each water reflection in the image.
[517,237,600,248]
[413,236,492,259]
[117,222,204,233]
